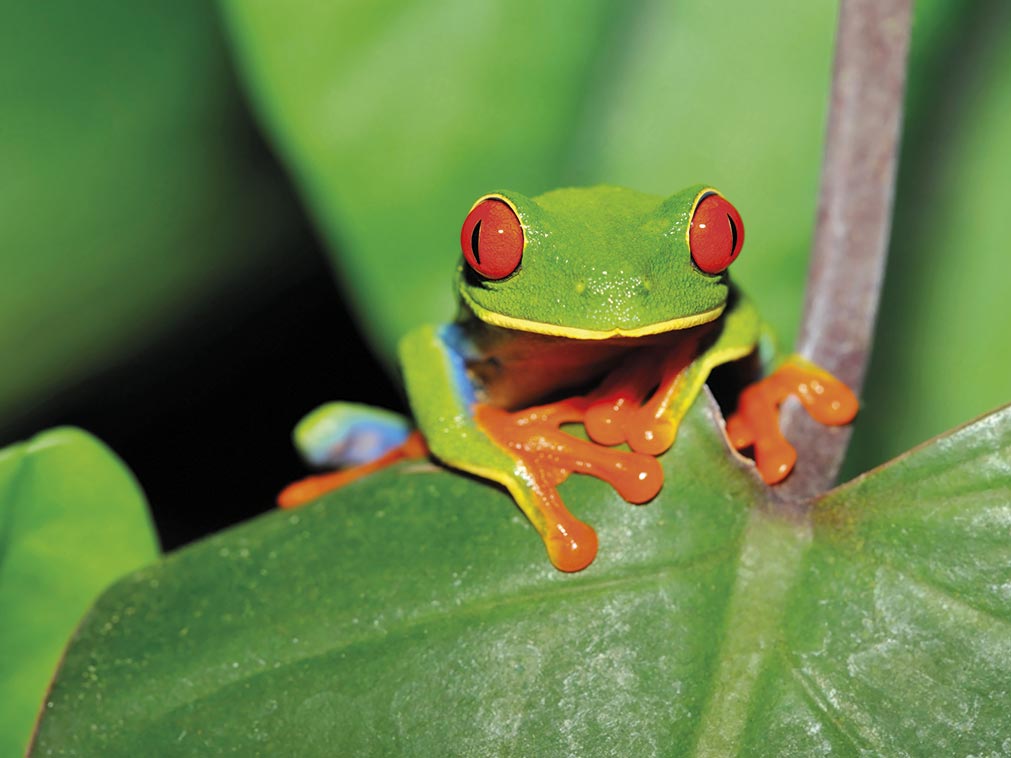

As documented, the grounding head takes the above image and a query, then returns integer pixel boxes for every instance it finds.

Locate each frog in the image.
[279,185,858,572]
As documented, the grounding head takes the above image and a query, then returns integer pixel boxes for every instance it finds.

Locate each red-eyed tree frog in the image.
[280,185,858,572]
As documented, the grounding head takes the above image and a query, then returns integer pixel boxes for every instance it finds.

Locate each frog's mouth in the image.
[461,288,726,340]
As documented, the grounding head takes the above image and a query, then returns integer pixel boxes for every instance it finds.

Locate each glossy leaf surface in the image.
[1,429,158,757]
[31,400,1011,755]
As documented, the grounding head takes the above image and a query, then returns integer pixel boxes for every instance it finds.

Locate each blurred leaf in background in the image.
[221,0,1011,477]
[0,428,157,757]
[0,1,300,430]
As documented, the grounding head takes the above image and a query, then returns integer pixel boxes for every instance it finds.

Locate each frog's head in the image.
[456,184,744,339]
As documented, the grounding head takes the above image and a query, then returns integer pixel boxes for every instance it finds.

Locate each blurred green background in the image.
[2,0,1010,530]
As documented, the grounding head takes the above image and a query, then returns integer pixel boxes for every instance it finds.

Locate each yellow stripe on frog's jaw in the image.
[460,287,726,340]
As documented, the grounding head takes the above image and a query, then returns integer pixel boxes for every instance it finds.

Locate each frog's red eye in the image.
[689,193,744,274]
[461,198,524,280]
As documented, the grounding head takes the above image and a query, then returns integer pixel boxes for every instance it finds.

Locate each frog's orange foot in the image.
[726,411,797,485]
[476,403,664,505]
[727,357,858,485]
[277,432,428,508]
[475,401,666,572]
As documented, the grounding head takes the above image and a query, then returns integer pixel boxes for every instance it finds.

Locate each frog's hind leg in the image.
[278,402,426,508]
[293,402,412,468]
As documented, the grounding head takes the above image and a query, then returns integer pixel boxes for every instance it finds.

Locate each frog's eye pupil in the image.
[689,193,745,274]
[471,220,483,264]
[461,198,524,280]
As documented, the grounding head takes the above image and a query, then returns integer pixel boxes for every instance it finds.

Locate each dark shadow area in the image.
[1,231,403,551]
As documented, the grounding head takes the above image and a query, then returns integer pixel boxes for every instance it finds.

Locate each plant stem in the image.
[777,0,913,503]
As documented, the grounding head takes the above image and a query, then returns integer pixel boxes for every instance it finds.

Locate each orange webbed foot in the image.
[727,357,858,484]
[475,401,664,507]
[474,397,669,572]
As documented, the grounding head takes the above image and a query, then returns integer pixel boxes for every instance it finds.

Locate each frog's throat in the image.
[461,290,726,340]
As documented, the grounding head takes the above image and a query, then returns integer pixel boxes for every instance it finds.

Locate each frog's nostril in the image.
[640,276,653,292]
[575,281,587,295]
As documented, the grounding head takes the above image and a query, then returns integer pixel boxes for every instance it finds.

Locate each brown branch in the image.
[776,0,913,503]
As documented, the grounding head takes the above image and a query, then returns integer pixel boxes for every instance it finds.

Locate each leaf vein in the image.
[780,648,876,755]
[817,537,1010,627]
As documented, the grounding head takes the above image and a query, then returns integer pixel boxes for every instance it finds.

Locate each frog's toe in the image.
[725,413,755,450]
[626,416,676,456]
[545,518,599,573]
[800,378,859,426]
[583,401,629,446]
[754,438,797,485]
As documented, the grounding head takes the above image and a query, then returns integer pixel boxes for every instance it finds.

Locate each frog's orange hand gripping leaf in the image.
[727,356,859,483]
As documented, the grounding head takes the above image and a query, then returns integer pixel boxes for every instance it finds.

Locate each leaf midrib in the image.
[690,509,811,757]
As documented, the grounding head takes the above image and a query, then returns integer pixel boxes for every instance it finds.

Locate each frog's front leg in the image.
[726,355,858,484]
[402,324,636,572]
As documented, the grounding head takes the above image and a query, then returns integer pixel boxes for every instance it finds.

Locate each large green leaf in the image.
[31,398,1010,754]
[0,428,158,757]
[220,0,837,359]
[0,1,296,426]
